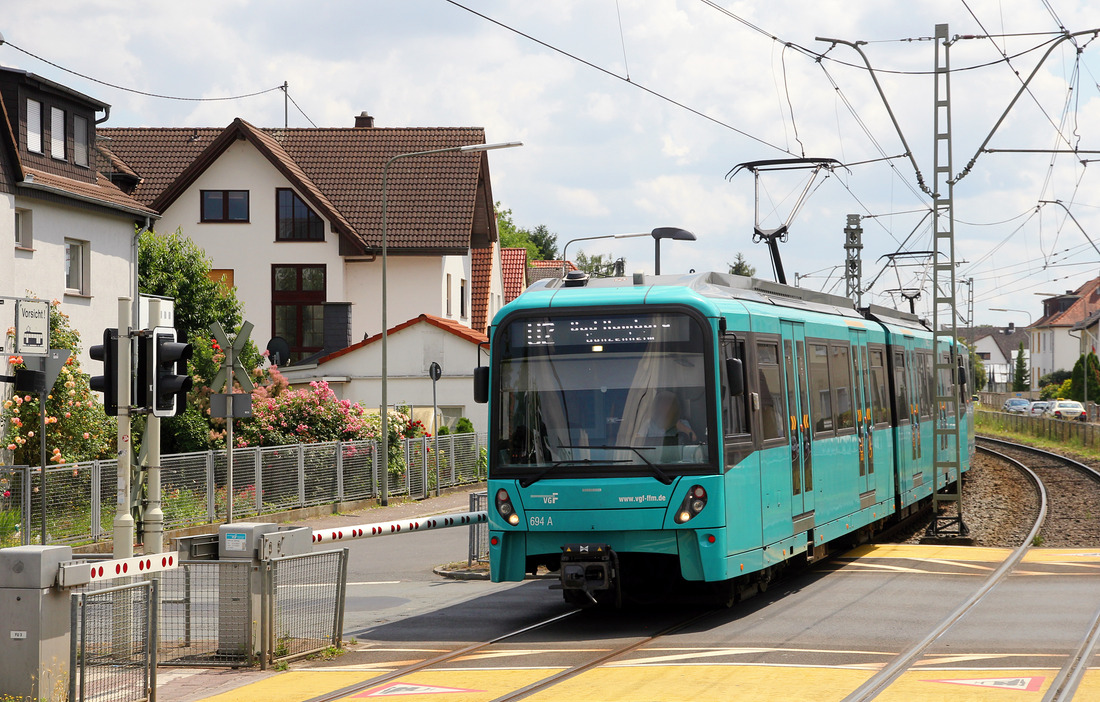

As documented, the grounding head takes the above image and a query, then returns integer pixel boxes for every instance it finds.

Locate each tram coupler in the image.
[552,543,618,604]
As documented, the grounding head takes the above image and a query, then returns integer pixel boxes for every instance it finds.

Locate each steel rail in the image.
[976,437,1100,702]
[302,607,582,702]
[488,608,720,702]
[840,444,1047,701]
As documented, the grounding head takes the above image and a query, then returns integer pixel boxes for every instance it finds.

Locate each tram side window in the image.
[830,345,854,431]
[756,341,786,441]
[722,337,749,438]
[894,350,909,420]
[808,343,833,434]
[919,352,934,418]
[870,349,892,424]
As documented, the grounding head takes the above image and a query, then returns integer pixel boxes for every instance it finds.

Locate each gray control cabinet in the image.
[0,545,73,700]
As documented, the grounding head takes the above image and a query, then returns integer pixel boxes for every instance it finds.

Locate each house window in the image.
[14,209,32,249]
[209,269,234,289]
[51,107,65,160]
[65,238,88,294]
[73,115,88,167]
[460,278,468,318]
[276,188,324,241]
[446,274,452,316]
[201,190,249,222]
[26,99,42,153]
[272,264,326,362]
[978,352,990,360]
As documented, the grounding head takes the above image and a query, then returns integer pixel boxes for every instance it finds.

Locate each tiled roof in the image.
[20,167,158,217]
[470,244,494,334]
[316,313,487,365]
[527,259,577,285]
[98,121,493,253]
[1033,277,1100,329]
[501,247,527,303]
[965,326,1030,361]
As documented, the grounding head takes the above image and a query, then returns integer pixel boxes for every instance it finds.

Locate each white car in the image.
[1028,401,1051,416]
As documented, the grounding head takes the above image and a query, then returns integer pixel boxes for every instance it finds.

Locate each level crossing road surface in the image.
[158,494,1100,702]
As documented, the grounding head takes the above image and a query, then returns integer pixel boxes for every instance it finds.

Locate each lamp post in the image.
[379,140,521,505]
[560,227,695,275]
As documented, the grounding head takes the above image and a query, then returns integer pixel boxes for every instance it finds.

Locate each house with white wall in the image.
[1030,278,1100,388]
[0,67,157,370]
[99,114,507,429]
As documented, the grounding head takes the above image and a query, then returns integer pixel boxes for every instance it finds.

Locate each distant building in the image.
[1031,277,1100,388]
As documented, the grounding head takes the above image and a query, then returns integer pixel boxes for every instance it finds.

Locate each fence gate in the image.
[70,580,157,702]
[262,549,348,668]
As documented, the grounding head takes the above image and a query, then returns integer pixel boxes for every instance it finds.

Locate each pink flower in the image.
[82,432,90,439]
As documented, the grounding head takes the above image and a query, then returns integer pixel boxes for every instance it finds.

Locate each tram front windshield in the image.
[495,311,712,478]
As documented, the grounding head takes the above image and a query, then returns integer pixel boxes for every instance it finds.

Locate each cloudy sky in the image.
[7,1,1100,327]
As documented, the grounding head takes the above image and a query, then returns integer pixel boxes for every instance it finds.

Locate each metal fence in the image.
[977,408,1100,447]
[158,560,255,667]
[262,549,348,667]
[2,432,485,547]
[468,491,488,565]
[70,579,157,702]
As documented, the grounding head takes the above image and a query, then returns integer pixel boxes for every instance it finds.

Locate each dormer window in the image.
[26,99,42,153]
[51,107,65,160]
[74,115,88,167]
[276,188,324,241]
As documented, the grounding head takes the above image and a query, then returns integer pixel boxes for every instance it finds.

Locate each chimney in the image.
[354,111,375,128]
[1007,322,1015,333]
[322,302,352,354]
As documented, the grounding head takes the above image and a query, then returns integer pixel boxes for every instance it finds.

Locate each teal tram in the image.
[474,271,974,604]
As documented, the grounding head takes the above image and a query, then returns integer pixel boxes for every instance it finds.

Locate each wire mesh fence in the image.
[158,560,254,667]
[469,490,489,564]
[263,549,348,666]
[8,433,485,546]
[70,579,156,702]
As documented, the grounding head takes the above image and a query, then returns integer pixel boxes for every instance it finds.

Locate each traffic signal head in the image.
[89,328,119,416]
[148,327,192,418]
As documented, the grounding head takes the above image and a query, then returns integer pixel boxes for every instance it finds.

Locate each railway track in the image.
[844,436,1100,701]
[308,436,1100,702]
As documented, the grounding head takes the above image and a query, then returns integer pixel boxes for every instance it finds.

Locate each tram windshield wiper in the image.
[518,457,630,488]
[550,444,675,486]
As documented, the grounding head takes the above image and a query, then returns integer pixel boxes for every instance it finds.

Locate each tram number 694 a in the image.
[529,515,553,527]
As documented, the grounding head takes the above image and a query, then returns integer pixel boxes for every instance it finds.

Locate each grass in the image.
[975,411,1100,462]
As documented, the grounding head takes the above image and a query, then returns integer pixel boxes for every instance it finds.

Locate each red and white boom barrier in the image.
[312,510,487,544]
[57,552,179,588]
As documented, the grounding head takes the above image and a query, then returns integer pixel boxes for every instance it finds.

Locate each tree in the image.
[728,253,756,277]
[1069,352,1100,403]
[961,341,986,392]
[495,203,558,260]
[2,301,115,465]
[575,251,623,277]
[1012,341,1030,392]
[138,226,263,453]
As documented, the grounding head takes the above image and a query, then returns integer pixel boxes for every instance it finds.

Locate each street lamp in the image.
[379,140,521,505]
[989,307,1032,325]
[559,227,695,275]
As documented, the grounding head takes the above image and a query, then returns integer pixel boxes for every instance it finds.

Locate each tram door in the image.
[781,321,814,521]
[849,329,874,496]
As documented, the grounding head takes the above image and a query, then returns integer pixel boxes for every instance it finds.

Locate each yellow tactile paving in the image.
[877,668,1055,701]
[844,544,1100,564]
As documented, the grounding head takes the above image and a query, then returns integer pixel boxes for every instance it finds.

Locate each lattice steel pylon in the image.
[929,24,967,539]
[844,214,863,308]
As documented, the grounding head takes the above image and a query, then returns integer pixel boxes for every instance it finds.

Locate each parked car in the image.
[1028,401,1051,416]
[1047,399,1087,421]
[1002,397,1030,414]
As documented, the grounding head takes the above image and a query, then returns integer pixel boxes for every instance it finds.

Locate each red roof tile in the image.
[470,243,494,334]
[316,313,487,365]
[20,167,157,217]
[1034,277,1100,329]
[501,248,527,303]
[98,121,494,253]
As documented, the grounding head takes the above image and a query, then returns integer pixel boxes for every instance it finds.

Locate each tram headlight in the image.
[675,485,708,524]
[496,488,521,526]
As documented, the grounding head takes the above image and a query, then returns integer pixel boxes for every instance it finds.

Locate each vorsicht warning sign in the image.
[14,299,50,356]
